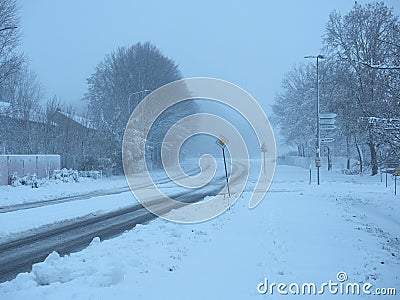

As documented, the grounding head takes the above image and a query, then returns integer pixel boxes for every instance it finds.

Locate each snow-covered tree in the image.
[0,0,23,86]
[85,42,196,172]
[324,1,400,174]
[272,63,318,157]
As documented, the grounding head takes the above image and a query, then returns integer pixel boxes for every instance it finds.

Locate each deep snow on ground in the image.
[0,163,399,299]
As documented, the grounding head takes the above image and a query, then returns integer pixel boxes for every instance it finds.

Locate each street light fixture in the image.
[305,54,325,185]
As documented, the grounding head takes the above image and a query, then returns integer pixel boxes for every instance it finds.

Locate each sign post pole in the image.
[222,146,231,197]
[261,143,266,176]
[216,137,230,197]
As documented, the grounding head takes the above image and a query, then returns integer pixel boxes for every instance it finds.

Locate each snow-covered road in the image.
[0,164,399,299]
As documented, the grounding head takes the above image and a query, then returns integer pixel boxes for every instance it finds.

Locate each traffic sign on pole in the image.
[261,143,267,176]
[321,137,335,143]
[216,136,230,196]
[315,156,321,167]
[320,125,337,130]
[216,138,226,148]
[320,118,336,125]
[319,113,337,119]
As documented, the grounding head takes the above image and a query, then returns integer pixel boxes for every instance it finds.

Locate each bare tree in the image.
[0,0,23,85]
[324,1,400,175]
[0,66,44,154]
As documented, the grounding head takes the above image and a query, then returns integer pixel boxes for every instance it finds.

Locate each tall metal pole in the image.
[305,54,324,185]
[316,56,321,185]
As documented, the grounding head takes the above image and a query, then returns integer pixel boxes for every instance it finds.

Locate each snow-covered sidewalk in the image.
[0,165,399,299]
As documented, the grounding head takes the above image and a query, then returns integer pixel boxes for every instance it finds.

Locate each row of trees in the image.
[273,1,400,175]
[0,0,195,173]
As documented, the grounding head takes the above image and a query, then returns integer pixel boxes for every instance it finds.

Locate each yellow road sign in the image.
[216,136,228,148]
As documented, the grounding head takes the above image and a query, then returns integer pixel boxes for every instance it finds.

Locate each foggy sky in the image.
[19,0,400,115]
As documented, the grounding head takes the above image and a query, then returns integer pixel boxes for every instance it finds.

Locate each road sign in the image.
[315,156,321,167]
[260,143,267,176]
[321,137,335,143]
[320,113,337,119]
[216,138,226,148]
[320,118,336,125]
[320,125,337,130]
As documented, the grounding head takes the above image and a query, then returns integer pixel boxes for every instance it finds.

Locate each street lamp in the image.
[305,54,325,185]
[128,89,151,112]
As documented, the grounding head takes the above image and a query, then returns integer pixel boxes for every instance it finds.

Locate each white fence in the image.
[0,155,61,185]
[278,156,352,170]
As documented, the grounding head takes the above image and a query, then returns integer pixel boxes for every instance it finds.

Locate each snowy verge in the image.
[0,165,399,299]
[0,176,128,207]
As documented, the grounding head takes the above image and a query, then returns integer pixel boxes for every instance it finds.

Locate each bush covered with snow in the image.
[51,168,79,183]
[8,168,104,189]
[10,173,42,188]
[78,170,102,179]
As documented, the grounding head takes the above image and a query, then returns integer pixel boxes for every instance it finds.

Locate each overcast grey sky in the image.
[19,0,400,114]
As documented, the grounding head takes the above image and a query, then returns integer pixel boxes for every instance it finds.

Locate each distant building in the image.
[0,101,96,170]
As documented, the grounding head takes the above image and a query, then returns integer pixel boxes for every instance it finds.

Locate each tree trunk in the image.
[368,139,378,176]
[325,145,332,170]
[327,146,332,171]
[355,136,363,175]
[346,134,351,169]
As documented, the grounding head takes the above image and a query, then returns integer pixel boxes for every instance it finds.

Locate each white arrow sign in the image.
[320,113,337,119]
[320,118,336,125]
[320,125,337,130]
[321,137,335,143]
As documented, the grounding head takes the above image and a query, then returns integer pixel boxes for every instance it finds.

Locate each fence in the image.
[0,155,61,185]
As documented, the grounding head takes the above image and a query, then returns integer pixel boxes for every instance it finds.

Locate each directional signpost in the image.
[320,113,337,131]
[216,136,230,196]
[319,114,336,143]
[315,113,337,184]
[320,118,336,125]
[320,138,335,143]
[320,125,337,130]
[320,113,337,119]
